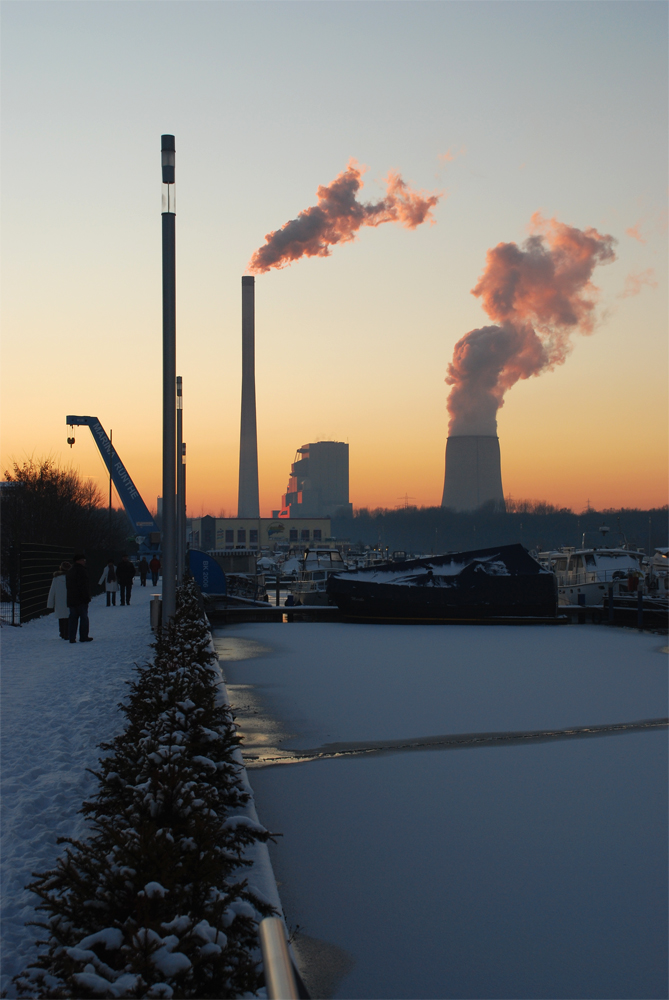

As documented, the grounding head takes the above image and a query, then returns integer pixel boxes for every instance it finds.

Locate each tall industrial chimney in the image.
[441,435,505,511]
[238,276,260,517]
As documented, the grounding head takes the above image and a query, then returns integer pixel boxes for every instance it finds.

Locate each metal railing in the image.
[0,600,20,626]
[556,568,640,588]
[15,543,73,624]
[0,544,131,625]
[259,918,301,999]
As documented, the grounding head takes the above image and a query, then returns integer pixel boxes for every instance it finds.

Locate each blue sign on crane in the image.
[66,415,160,553]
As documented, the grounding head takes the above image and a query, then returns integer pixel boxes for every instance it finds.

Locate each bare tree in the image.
[1,458,129,560]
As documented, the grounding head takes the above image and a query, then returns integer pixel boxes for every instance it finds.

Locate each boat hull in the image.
[290,589,332,607]
[327,544,558,623]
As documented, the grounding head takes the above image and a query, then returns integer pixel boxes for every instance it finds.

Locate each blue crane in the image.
[66,415,160,554]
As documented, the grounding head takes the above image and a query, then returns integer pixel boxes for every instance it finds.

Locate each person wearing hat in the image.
[66,554,93,643]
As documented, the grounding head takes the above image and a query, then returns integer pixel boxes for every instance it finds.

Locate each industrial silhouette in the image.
[238,276,260,517]
[276,441,352,518]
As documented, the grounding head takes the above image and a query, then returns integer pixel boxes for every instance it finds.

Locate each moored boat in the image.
[540,547,646,606]
[327,544,557,623]
[290,548,347,606]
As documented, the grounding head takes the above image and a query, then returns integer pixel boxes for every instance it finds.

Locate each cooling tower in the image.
[441,435,505,511]
[237,276,260,517]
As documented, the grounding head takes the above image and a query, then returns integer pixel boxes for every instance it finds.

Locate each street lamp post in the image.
[161,134,177,620]
[109,429,113,551]
[176,375,186,580]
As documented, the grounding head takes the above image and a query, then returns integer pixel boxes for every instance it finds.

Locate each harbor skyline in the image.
[2,1,667,516]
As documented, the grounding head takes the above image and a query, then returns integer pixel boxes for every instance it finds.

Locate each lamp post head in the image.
[161,134,175,183]
[161,134,176,213]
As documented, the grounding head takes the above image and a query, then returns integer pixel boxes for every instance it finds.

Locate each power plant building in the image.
[441,435,505,511]
[274,441,353,518]
[190,516,332,553]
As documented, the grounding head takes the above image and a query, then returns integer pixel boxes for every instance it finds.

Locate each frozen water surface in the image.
[252,732,667,1000]
[218,623,668,999]
[217,623,667,750]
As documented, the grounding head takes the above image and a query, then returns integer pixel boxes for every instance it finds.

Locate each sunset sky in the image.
[2,1,667,517]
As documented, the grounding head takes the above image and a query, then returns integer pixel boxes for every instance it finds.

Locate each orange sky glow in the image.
[2,3,667,521]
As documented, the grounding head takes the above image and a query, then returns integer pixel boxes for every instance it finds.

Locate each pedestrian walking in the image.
[149,555,161,587]
[116,554,136,606]
[98,562,119,606]
[46,561,71,639]
[66,554,93,643]
[138,557,149,587]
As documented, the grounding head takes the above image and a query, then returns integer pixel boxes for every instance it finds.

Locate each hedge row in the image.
[15,579,275,999]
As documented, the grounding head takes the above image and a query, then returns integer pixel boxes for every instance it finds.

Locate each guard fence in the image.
[0,543,132,626]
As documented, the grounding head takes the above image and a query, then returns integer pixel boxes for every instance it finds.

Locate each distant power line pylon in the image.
[396,494,417,510]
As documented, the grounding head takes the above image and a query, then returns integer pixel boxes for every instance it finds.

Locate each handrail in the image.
[556,568,642,587]
[259,917,299,1000]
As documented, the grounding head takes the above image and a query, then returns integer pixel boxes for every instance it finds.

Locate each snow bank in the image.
[1,586,158,993]
[2,587,286,996]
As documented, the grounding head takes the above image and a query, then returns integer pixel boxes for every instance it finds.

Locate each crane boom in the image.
[65,416,160,542]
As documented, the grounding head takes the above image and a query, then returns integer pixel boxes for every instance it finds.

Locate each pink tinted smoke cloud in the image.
[446,214,616,436]
[248,160,440,273]
[626,222,647,244]
[619,268,657,299]
[438,145,466,164]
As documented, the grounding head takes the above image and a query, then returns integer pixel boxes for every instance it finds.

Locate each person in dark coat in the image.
[66,554,93,643]
[116,554,136,606]
[149,556,161,587]
[138,557,149,587]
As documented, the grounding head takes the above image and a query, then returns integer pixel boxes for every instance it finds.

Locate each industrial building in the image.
[275,441,352,518]
[441,435,505,511]
[190,516,332,552]
[234,277,352,523]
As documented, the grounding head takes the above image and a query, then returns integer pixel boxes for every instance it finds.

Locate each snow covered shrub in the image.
[15,578,275,999]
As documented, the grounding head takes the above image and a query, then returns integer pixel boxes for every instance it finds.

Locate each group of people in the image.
[46,553,162,643]
[98,555,139,606]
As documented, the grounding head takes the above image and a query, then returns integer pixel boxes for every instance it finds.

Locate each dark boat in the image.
[327,544,558,623]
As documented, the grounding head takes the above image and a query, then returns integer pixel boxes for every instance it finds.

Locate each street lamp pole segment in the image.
[161,134,177,620]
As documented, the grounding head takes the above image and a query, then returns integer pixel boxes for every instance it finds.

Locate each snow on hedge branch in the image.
[14,578,276,999]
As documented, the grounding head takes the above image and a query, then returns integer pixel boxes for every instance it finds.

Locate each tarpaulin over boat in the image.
[327,544,557,622]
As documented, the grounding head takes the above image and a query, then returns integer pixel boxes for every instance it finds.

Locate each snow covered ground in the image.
[1,585,159,994]
[3,607,667,999]
[217,623,668,1000]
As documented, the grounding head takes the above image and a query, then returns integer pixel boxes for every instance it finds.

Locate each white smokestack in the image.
[238,276,260,518]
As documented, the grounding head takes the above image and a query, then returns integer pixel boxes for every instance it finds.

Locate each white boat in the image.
[290,548,346,606]
[645,547,669,596]
[539,547,645,606]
